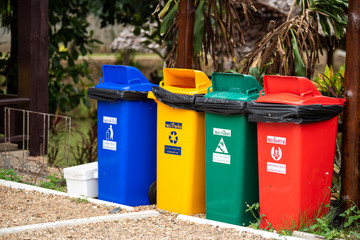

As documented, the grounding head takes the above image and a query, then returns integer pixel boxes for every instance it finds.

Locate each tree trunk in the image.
[341,0,360,209]
[176,0,195,69]
[18,0,49,156]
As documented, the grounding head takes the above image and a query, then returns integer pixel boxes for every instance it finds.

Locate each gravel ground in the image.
[0,185,267,239]
[2,216,267,240]
[0,185,126,228]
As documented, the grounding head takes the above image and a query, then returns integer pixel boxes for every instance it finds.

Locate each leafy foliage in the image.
[247,200,360,239]
[244,0,348,79]
[245,202,266,230]
[301,202,360,239]
[94,1,165,59]
[48,0,101,114]
[1,0,161,113]
[314,65,345,198]
[0,0,18,94]
[157,0,254,69]
[93,0,158,28]
[297,0,348,40]
[71,111,98,165]
[39,173,66,192]
[315,64,345,98]
[249,62,273,85]
[0,168,22,182]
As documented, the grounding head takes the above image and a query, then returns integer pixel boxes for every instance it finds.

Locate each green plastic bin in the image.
[203,72,262,226]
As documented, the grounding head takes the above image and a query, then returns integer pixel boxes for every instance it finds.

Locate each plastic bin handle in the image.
[300,90,314,98]
[259,89,264,97]
[207,86,213,93]
[129,78,141,85]
[246,87,259,96]
[160,81,165,87]
[196,81,211,89]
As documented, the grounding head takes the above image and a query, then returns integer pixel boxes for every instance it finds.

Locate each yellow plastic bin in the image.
[148,68,212,215]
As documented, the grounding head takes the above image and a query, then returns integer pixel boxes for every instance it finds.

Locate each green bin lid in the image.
[205,72,262,101]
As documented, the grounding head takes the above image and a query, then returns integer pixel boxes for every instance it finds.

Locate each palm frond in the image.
[243,0,347,79]
[158,0,253,69]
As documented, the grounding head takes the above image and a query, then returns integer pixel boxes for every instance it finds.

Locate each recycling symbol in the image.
[169,131,178,144]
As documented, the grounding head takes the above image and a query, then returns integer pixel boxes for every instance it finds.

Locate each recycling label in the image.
[164,121,182,156]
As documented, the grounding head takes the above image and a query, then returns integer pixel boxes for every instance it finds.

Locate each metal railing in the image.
[1,107,71,184]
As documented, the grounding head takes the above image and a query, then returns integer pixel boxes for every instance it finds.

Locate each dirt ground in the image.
[0,185,268,239]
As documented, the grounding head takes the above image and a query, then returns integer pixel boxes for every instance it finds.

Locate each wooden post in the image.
[341,0,360,208]
[18,0,49,156]
[176,0,195,69]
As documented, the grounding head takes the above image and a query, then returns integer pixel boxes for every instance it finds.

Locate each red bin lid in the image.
[256,75,345,106]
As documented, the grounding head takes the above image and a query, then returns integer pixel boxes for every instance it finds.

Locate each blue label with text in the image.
[165,145,181,155]
[165,121,182,129]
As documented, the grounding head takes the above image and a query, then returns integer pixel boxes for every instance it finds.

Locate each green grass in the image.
[50,100,94,167]
[300,203,360,239]
[246,201,360,239]
[50,118,92,167]
[0,168,23,182]
[0,168,67,192]
[71,197,89,204]
[39,173,66,192]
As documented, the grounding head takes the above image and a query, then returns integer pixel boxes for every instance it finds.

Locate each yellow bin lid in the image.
[161,68,211,95]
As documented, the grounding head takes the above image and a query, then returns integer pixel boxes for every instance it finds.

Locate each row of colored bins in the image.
[89,65,344,231]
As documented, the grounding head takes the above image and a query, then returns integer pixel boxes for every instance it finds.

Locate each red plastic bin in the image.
[255,75,345,231]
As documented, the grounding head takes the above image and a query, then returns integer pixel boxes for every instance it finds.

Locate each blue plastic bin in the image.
[89,65,157,206]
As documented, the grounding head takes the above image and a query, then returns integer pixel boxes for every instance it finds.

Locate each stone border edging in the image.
[0,179,134,210]
[0,210,159,236]
[177,215,304,240]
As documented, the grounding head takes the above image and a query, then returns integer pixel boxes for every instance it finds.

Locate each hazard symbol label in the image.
[271,146,282,161]
[215,138,228,154]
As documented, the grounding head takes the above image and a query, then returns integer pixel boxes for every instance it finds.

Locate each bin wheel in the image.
[148,181,156,204]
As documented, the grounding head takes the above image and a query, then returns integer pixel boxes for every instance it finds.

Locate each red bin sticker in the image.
[267,162,286,174]
[267,135,286,145]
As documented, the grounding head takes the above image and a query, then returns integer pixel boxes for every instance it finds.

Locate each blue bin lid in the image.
[95,65,155,92]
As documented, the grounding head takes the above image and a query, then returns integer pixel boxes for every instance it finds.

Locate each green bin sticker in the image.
[213,128,231,137]
[213,137,230,164]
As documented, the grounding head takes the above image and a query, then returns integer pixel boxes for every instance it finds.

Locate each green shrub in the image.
[0,168,22,182]
[39,173,66,192]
